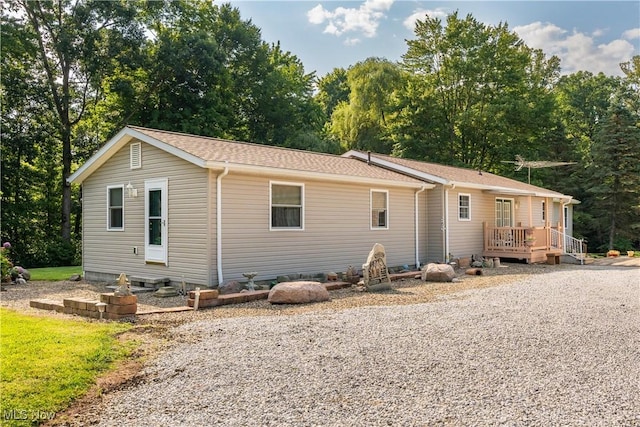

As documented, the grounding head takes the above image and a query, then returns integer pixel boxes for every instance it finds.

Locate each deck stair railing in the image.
[550,228,586,264]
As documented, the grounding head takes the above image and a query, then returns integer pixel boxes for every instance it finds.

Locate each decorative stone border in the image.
[30,293,137,320]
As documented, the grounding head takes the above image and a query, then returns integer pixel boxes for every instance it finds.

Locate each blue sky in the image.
[226,1,640,78]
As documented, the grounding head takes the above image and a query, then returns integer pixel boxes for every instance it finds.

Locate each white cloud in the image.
[514,21,636,76]
[307,4,331,25]
[344,38,362,46]
[403,8,449,31]
[622,28,640,40]
[307,0,394,39]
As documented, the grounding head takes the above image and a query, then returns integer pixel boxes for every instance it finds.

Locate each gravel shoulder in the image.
[5,263,636,426]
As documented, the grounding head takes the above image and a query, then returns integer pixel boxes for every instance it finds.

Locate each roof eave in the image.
[204,160,434,189]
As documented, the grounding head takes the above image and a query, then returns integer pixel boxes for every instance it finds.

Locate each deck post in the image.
[483,222,488,251]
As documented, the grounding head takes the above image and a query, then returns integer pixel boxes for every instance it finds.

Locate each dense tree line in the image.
[1,2,638,267]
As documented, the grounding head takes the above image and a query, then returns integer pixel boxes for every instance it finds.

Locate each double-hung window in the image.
[458,193,471,221]
[271,182,303,230]
[371,190,388,229]
[107,185,124,231]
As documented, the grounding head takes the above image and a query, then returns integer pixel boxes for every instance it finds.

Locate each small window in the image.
[107,185,124,231]
[542,201,546,221]
[371,190,388,229]
[458,193,471,221]
[271,182,303,230]
[130,142,141,169]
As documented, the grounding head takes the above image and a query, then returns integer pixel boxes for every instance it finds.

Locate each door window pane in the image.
[148,189,162,244]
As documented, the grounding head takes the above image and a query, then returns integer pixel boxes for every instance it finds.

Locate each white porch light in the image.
[126,182,138,198]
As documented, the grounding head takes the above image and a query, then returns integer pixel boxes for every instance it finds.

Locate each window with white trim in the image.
[107,185,124,230]
[130,142,141,169]
[542,201,546,221]
[270,182,303,229]
[371,190,388,229]
[458,193,471,221]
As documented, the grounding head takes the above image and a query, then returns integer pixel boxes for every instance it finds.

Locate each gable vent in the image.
[130,142,141,169]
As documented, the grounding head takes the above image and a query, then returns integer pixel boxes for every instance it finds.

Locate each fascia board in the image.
[205,160,435,189]
[458,182,569,199]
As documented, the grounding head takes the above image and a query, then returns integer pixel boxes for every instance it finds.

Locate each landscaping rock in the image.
[69,274,82,282]
[219,280,244,295]
[10,267,30,281]
[421,263,456,282]
[268,281,330,304]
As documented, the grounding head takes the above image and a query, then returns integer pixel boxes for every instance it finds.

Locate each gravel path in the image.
[89,266,639,427]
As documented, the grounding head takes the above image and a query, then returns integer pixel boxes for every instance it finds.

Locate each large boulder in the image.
[268,281,330,304]
[421,263,456,282]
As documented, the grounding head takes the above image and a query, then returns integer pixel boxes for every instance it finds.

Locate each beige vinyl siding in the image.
[82,141,210,285]
[426,186,444,262]
[565,206,573,235]
[448,188,493,258]
[417,190,429,267]
[551,202,562,228]
[217,173,417,283]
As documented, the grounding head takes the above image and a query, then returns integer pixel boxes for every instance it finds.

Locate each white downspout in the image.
[444,184,455,262]
[216,164,229,286]
[415,186,427,268]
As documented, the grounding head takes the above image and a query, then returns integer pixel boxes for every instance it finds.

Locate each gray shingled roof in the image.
[359,152,569,198]
[130,127,424,185]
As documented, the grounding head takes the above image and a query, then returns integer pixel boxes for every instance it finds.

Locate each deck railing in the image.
[483,225,550,252]
[550,228,586,264]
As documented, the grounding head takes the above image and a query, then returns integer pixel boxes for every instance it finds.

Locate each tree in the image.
[328,58,405,152]
[1,14,60,265]
[246,41,324,148]
[316,68,350,119]
[587,90,640,250]
[14,0,146,242]
[396,12,560,171]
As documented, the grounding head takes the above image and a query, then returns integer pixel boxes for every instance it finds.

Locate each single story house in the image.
[68,126,435,286]
[68,126,580,287]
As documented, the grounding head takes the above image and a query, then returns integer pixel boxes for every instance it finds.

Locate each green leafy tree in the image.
[396,12,560,171]
[316,68,350,119]
[329,58,405,153]
[13,0,146,243]
[246,42,324,148]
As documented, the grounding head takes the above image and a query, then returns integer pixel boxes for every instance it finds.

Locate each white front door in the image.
[145,178,168,265]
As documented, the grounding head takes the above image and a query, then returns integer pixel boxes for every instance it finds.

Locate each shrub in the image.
[0,248,12,282]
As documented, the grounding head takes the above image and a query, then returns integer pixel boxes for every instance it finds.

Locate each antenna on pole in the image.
[502,155,576,184]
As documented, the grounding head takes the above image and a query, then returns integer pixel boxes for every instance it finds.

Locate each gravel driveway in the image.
[89,266,639,426]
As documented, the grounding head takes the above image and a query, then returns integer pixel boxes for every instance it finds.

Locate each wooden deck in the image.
[483,223,562,264]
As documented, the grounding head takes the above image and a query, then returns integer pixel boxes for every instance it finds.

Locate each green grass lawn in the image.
[28,266,82,281]
[0,308,133,426]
